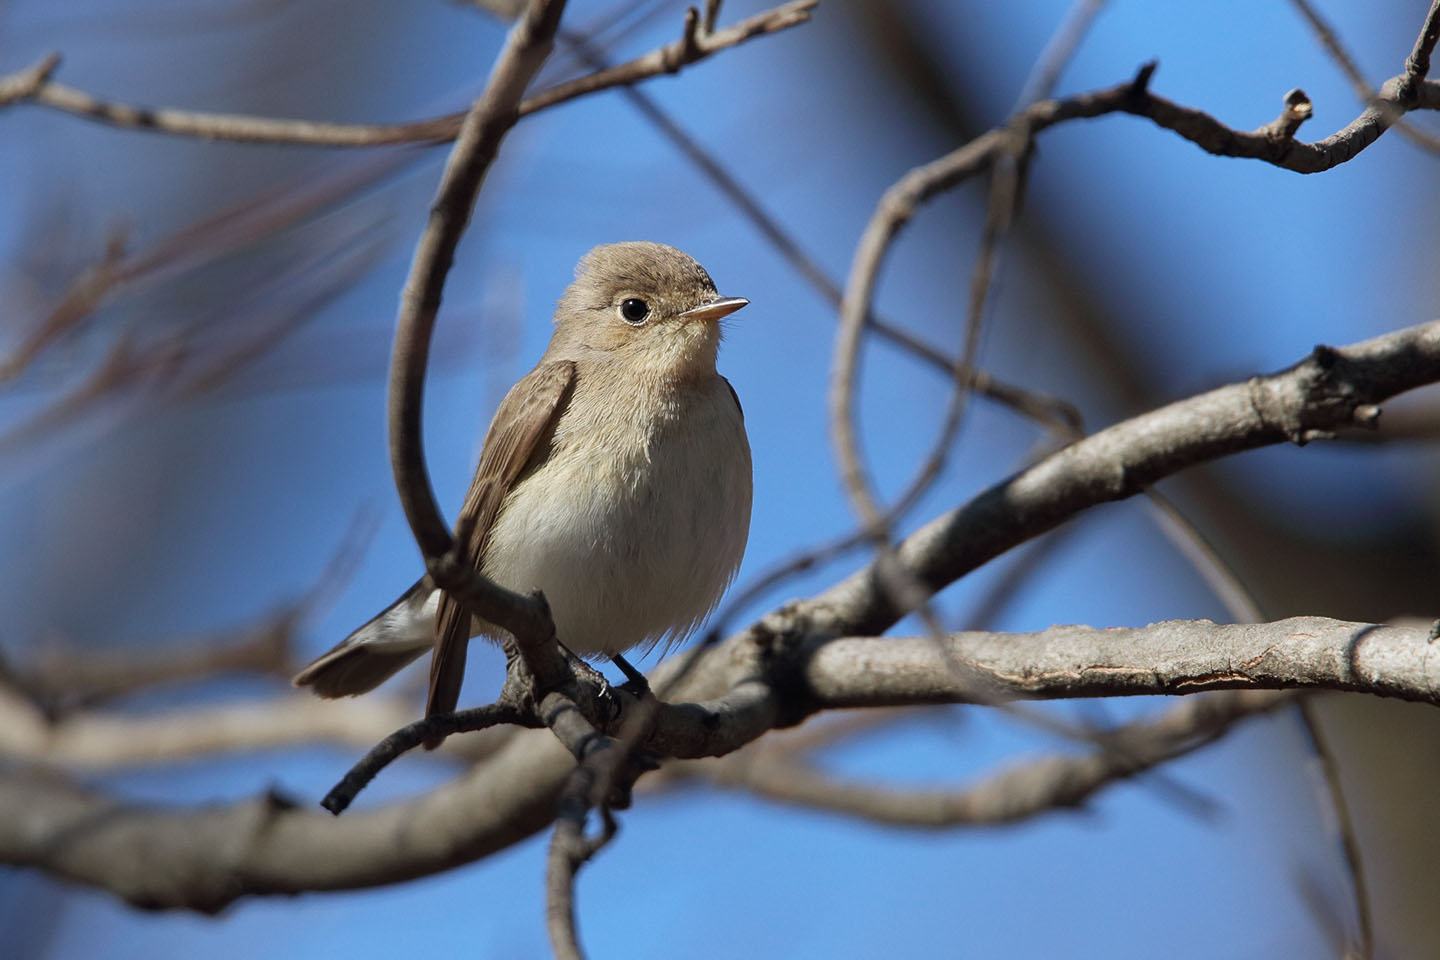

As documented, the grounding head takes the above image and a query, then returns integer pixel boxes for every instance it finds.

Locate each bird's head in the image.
[550,241,748,377]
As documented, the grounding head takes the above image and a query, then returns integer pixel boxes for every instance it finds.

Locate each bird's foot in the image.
[610,653,652,700]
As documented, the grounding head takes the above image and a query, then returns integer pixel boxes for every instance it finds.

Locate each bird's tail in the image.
[292,578,437,697]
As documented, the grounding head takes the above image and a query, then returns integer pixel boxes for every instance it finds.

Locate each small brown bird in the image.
[293,242,753,723]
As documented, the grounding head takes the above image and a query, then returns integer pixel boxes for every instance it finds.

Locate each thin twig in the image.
[322,703,538,814]
[0,3,815,147]
[1288,0,1440,154]
[686,690,1285,827]
[1013,0,1108,109]
[523,1,815,113]
[1296,699,1374,960]
[557,25,1080,440]
[1141,487,1264,624]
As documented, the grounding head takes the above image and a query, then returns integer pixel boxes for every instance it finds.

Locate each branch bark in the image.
[5,614,1438,910]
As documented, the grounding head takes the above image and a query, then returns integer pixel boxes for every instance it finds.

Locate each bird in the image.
[293,242,753,726]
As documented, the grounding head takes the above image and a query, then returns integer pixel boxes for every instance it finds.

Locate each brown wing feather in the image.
[424,359,576,735]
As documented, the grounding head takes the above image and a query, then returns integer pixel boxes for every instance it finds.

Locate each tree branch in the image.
[0,3,815,147]
[679,690,1283,827]
[6,614,1437,910]
[0,690,424,768]
[808,322,1440,639]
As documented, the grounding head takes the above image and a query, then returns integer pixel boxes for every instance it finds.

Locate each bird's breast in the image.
[480,372,752,656]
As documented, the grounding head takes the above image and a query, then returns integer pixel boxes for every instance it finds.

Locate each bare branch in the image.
[1288,0,1440,154]
[322,702,538,814]
[14,509,376,712]
[0,52,59,105]
[0,4,814,147]
[793,618,1440,711]
[0,728,578,912]
[7,613,1438,911]
[1296,700,1374,960]
[385,0,567,664]
[680,690,1283,827]
[808,322,1440,638]
[0,691,421,768]
[522,0,816,114]
[1013,0,1108,108]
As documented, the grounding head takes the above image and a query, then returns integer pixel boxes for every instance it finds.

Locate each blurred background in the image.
[2,0,1439,957]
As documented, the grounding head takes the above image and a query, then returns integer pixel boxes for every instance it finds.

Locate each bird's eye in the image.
[619,298,650,324]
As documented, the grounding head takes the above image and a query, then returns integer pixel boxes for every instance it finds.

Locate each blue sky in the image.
[2,0,1437,957]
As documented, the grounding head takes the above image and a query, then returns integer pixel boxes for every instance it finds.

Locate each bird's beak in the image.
[679,296,749,322]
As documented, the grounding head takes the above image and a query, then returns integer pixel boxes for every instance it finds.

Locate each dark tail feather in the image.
[292,578,434,697]
[422,597,472,749]
[293,642,428,698]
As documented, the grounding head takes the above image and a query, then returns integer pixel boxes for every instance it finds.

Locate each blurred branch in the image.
[0,226,388,455]
[0,226,127,382]
[0,3,815,147]
[671,690,1282,827]
[1014,0,1107,108]
[10,508,377,713]
[2,148,414,381]
[0,729,579,913]
[0,691,418,768]
[19,611,296,713]
[1296,699,1374,960]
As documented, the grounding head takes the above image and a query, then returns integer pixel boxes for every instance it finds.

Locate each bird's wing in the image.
[425,359,577,729]
[722,375,743,420]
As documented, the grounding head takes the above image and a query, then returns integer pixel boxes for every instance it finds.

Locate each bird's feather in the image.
[424,359,577,735]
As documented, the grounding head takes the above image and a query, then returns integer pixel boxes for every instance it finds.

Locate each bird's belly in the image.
[479,404,751,655]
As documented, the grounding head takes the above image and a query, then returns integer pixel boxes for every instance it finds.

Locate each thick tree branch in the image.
[0,729,577,913]
[810,322,1440,638]
[0,690,423,768]
[6,614,1437,910]
[797,618,1440,709]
